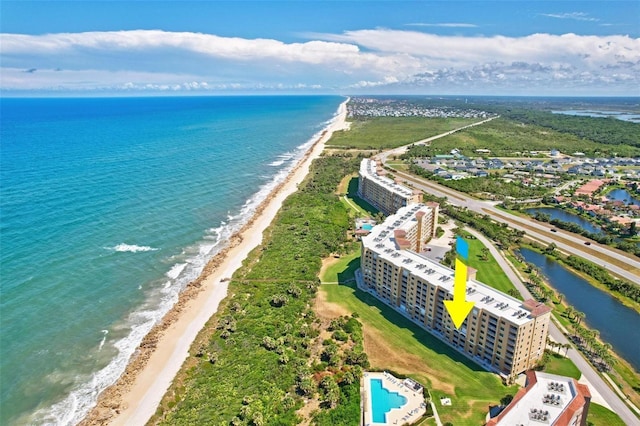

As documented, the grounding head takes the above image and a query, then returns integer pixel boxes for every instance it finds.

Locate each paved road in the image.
[373,118,639,423]
[378,115,500,162]
[466,228,640,425]
[393,171,640,283]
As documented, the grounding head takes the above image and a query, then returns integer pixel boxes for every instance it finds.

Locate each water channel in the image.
[519,248,640,371]
[526,207,604,235]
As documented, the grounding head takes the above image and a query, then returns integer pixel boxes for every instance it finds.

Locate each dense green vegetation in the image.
[326,117,478,149]
[502,108,640,150]
[409,163,549,200]
[400,116,640,157]
[441,205,525,248]
[154,156,365,425]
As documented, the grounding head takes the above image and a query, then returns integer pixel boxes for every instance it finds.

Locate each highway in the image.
[375,119,640,422]
[393,171,640,283]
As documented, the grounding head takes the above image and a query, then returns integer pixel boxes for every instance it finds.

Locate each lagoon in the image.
[526,207,604,235]
[519,248,640,371]
[606,188,640,207]
[552,109,640,123]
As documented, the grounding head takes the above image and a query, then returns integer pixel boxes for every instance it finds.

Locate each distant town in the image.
[348,97,493,119]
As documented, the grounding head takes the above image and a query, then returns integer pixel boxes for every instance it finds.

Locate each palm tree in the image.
[480,247,490,261]
[557,293,565,304]
[575,311,586,326]
[565,305,575,321]
[563,343,571,357]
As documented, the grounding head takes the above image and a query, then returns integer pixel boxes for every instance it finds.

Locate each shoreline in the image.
[80,98,350,425]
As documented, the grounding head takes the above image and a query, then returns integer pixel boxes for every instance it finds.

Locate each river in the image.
[519,248,640,371]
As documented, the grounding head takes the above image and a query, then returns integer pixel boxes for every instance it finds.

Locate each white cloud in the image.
[1,29,638,95]
[405,23,478,28]
[540,12,599,22]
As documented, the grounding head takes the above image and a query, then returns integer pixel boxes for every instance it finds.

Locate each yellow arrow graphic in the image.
[444,258,475,329]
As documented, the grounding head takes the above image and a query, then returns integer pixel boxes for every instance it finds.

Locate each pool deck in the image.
[363,371,427,426]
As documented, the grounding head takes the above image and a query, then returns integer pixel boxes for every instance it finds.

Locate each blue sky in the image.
[1,1,639,95]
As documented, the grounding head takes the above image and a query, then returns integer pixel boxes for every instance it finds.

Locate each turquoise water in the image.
[0,96,342,425]
[370,378,407,423]
[362,224,374,231]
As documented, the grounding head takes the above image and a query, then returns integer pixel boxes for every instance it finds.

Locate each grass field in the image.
[543,352,581,379]
[587,403,628,426]
[321,282,518,425]
[423,117,640,157]
[326,117,479,149]
[320,251,360,283]
[459,232,519,297]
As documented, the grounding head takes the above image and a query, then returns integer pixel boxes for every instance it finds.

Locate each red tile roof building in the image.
[487,370,591,426]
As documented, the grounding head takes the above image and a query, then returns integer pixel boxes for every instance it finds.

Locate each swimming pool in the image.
[370,378,408,423]
[362,223,374,231]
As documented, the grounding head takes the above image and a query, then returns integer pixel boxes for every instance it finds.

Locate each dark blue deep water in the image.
[519,248,640,371]
[0,96,343,424]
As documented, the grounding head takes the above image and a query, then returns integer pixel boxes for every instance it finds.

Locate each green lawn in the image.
[320,251,361,283]
[326,117,479,149]
[418,117,640,157]
[543,352,581,379]
[322,282,518,425]
[345,176,379,216]
[459,233,519,297]
[587,403,627,426]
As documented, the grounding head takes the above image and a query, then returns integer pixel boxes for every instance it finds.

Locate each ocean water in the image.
[0,95,343,425]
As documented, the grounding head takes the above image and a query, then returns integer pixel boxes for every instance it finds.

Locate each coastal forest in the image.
[153,156,365,425]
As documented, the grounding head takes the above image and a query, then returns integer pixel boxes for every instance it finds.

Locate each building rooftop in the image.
[362,204,548,326]
[360,158,415,198]
[489,371,591,426]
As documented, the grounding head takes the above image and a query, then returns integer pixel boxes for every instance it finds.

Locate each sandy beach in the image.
[80,99,349,425]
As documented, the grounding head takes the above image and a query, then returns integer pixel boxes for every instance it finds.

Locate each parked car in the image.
[550,228,557,232]
[584,241,591,245]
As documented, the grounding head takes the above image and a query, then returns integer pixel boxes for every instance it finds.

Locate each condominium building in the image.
[486,370,591,426]
[358,158,422,215]
[358,204,551,379]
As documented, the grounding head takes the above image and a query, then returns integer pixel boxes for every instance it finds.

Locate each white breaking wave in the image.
[165,263,187,280]
[31,99,346,426]
[109,244,158,253]
[268,151,295,167]
[98,330,108,352]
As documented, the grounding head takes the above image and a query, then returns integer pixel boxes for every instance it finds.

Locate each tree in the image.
[480,247,490,261]
[557,293,564,304]
[565,306,575,321]
[508,289,521,298]
[575,311,586,325]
